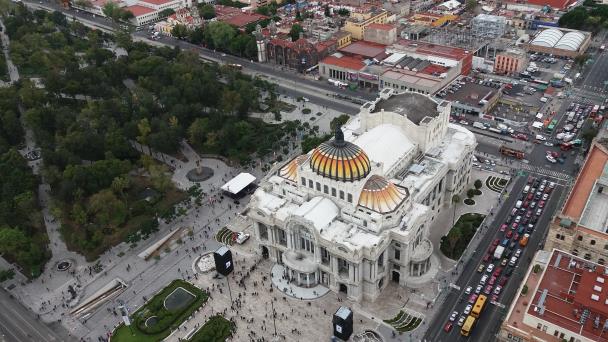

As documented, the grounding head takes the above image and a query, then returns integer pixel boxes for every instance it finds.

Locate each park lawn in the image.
[189,315,234,342]
[440,213,486,260]
[113,280,208,342]
[60,175,186,261]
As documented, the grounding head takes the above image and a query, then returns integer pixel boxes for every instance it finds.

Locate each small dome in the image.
[310,127,371,182]
[358,175,409,213]
[279,155,309,182]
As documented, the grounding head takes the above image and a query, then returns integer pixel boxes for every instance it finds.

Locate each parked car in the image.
[494,286,503,295]
[444,322,454,332]
[464,304,473,315]
[465,286,473,294]
[449,311,459,322]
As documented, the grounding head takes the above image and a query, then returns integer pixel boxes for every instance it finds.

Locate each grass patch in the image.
[112,279,208,342]
[189,315,235,342]
[440,213,486,259]
[384,311,423,333]
[60,175,187,261]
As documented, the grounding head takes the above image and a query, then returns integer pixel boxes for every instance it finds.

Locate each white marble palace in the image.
[247,89,477,302]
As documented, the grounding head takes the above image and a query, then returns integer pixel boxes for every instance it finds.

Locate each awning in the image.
[221,173,256,195]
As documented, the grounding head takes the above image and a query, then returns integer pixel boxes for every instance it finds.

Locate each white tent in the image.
[221,173,256,195]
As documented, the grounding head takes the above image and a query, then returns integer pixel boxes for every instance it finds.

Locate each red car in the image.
[483,253,491,262]
[493,267,503,278]
[492,239,500,246]
[484,285,493,294]
[500,224,507,232]
[526,193,534,201]
[444,322,453,332]
[489,276,497,286]
[468,294,478,304]
[513,233,520,241]
[489,245,497,254]
[506,230,513,239]
[539,200,546,208]
[499,276,508,286]
[523,200,530,208]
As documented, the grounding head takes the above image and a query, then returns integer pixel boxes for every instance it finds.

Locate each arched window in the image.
[577,235,583,241]
[591,240,596,245]
[599,258,605,265]
[572,249,579,256]
[584,253,591,260]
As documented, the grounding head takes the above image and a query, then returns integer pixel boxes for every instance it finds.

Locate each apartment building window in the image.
[301,177,306,185]
[259,224,268,240]
[347,193,353,203]
[332,188,336,196]
[308,180,313,188]
[584,253,591,260]
[591,240,596,245]
[324,185,328,194]
[599,258,605,265]
[394,249,401,260]
[339,190,344,200]
[316,182,321,191]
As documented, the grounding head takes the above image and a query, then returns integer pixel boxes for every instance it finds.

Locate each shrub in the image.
[533,264,542,273]
[467,189,476,198]
[521,284,528,295]
[302,108,311,114]
[474,179,483,190]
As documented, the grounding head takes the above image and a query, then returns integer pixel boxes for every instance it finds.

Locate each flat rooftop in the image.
[526,250,608,341]
[442,80,497,109]
[372,93,438,125]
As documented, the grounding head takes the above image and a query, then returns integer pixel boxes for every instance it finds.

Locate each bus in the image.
[471,294,488,318]
[546,119,558,133]
[499,144,525,159]
[460,315,476,336]
[531,79,549,86]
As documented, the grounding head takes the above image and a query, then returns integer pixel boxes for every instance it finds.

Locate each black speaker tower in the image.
[213,246,234,276]
[333,306,353,341]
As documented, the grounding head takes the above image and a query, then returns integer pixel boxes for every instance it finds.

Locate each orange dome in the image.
[279,155,309,182]
[309,128,371,182]
[358,175,408,213]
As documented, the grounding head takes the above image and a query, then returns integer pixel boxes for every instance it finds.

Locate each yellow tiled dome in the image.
[358,175,409,213]
[310,128,371,182]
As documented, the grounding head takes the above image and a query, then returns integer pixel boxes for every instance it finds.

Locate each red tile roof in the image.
[223,13,266,28]
[526,0,574,10]
[527,250,608,342]
[321,55,365,70]
[366,23,394,31]
[339,41,386,60]
[138,0,173,5]
[562,143,608,219]
[125,5,155,16]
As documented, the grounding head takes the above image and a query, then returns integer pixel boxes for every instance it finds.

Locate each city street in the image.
[424,176,565,341]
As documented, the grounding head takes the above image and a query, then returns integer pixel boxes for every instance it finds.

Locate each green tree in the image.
[172,24,190,40]
[289,24,303,42]
[330,114,350,131]
[188,27,205,44]
[137,118,152,154]
[337,8,349,16]
[149,164,171,193]
[558,7,589,29]
[467,189,476,199]
[474,179,483,190]
[111,176,130,199]
[465,0,476,11]
[158,8,175,19]
[445,227,462,257]
[198,4,216,19]
[188,118,210,148]
[205,21,236,50]
[88,189,128,228]
[521,284,528,295]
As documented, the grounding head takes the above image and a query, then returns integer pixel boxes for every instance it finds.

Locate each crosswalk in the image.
[516,162,573,182]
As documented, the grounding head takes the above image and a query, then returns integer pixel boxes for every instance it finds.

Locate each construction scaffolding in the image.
[471,14,507,39]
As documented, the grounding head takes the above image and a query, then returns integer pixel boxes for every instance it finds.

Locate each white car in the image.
[235,232,250,244]
[457,315,466,326]
[535,134,547,141]
[463,304,473,315]
[449,311,459,322]
[465,286,473,294]
[475,285,483,294]
[546,155,557,163]
[486,264,495,273]
[493,286,503,295]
